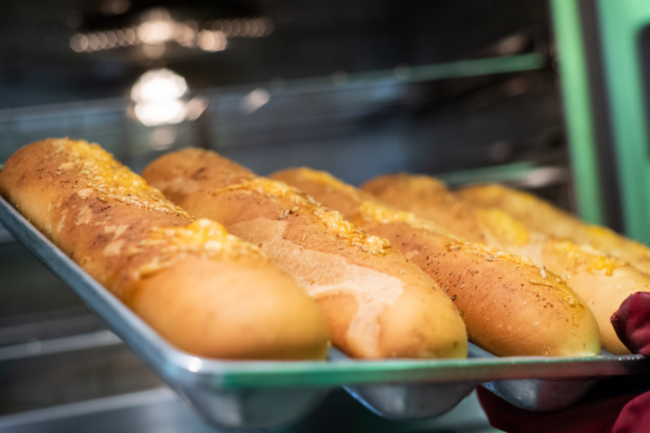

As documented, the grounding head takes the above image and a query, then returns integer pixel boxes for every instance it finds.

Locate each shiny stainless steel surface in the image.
[329,348,480,419]
[483,377,597,412]
[2,194,650,428]
[468,343,600,411]
[344,382,479,420]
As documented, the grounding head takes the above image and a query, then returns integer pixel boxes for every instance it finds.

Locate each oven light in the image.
[132,68,189,126]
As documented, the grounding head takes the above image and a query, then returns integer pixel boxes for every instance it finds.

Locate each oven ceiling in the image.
[0,0,547,108]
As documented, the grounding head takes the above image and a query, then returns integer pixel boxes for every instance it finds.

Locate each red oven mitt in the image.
[611,292,650,357]
[477,291,650,433]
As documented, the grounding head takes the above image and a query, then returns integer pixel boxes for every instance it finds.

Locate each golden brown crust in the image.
[515,240,649,354]
[458,184,650,274]
[274,168,601,357]
[363,174,649,354]
[143,149,468,360]
[0,139,329,360]
[362,174,488,243]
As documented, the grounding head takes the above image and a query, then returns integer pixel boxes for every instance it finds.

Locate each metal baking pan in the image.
[468,343,606,412]
[330,345,621,417]
[1,194,650,430]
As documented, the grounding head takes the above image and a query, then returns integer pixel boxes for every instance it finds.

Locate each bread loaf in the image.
[458,183,650,274]
[0,139,330,360]
[273,168,601,357]
[364,174,650,354]
[142,149,467,360]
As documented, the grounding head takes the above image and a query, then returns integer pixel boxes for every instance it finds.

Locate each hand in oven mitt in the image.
[477,292,650,433]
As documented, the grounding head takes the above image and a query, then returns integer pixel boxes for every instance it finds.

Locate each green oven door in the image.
[551,0,650,244]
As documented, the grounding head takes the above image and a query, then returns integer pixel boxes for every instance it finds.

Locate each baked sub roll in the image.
[142,149,467,360]
[457,183,650,274]
[364,174,650,354]
[273,168,601,357]
[0,139,329,360]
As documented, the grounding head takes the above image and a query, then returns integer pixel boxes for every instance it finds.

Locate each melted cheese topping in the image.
[290,169,452,236]
[459,239,580,305]
[445,237,559,284]
[52,139,190,218]
[454,239,538,267]
[358,201,450,235]
[465,184,534,205]
[586,225,650,258]
[473,208,531,247]
[398,174,449,193]
[211,178,391,255]
[291,169,560,283]
[586,225,616,238]
[548,240,625,276]
[133,219,265,277]
[292,168,365,200]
